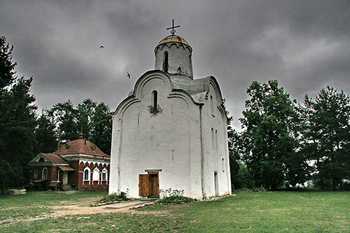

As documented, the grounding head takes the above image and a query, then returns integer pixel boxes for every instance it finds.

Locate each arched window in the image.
[210,95,214,115]
[93,168,100,181]
[34,170,38,179]
[83,167,91,181]
[152,90,158,113]
[163,51,168,73]
[102,168,108,182]
[42,167,48,180]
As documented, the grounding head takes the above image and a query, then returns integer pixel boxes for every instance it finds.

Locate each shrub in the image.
[98,192,128,204]
[158,188,195,205]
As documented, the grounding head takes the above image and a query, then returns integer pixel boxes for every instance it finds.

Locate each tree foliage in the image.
[0,36,16,88]
[0,36,37,192]
[39,99,112,155]
[235,80,307,190]
[34,109,57,154]
[301,86,350,190]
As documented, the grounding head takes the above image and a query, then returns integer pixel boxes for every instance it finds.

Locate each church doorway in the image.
[149,173,159,198]
[139,172,160,198]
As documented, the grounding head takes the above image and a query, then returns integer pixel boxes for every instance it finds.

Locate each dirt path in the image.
[0,199,159,227]
[50,200,155,218]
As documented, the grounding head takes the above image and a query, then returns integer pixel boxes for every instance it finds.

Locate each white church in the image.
[109,22,231,199]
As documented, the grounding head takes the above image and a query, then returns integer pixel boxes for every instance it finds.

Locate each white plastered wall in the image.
[109,71,202,199]
[200,79,231,198]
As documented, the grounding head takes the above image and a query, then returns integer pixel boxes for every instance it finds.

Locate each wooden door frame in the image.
[139,169,162,198]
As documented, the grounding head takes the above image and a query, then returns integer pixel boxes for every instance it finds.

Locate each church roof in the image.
[169,75,209,103]
[157,35,190,47]
[53,138,109,158]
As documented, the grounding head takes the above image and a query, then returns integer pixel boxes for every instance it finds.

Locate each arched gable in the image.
[113,70,202,117]
[208,76,227,123]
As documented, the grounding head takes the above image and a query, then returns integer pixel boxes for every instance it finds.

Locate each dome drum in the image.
[154,35,193,79]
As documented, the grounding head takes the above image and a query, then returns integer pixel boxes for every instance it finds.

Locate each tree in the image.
[89,102,112,155]
[0,36,37,192]
[49,100,79,143]
[0,36,16,88]
[76,98,97,138]
[41,99,112,155]
[302,86,350,190]
[237,80,306,190]
[34,109,57,154]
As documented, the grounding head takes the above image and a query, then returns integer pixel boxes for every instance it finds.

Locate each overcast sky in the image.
[1,0,349,130]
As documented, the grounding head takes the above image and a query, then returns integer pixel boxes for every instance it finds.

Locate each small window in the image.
[102,168,108,182]
[42,167,48,180]
[163,51,168,73]
[152,90,158,113]
[39,157,45,162]
[93,168,100,181]
[34,170,38,179]
[222,158,225,172]
[84,167,91,181]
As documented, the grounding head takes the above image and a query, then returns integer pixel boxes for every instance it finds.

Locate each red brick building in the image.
[28,135,110,191]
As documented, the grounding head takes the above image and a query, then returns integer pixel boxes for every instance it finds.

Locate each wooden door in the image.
[149,174,159,198]
[139,174,150,197]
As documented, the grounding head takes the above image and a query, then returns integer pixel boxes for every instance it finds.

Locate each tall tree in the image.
[34,109,57,154]
[76,98,97,138]
[0,36,16,88]
[302,86,350,190]
[41,99,112,155]
[0,36,37,192]
[238,80,306,190]
[89,102,112,155]
[49,100,79,143]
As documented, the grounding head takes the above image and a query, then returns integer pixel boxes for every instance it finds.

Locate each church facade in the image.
[109,28,231,199]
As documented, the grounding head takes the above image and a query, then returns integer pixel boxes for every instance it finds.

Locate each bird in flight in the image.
[99,45,104,49]
[127,72,130,79]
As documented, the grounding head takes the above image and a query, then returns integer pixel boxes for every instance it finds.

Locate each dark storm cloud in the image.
[1,0,350,130]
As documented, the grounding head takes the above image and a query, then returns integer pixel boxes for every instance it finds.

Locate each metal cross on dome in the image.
[166,19,180,35]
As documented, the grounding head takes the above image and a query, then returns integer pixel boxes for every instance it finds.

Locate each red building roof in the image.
[41,153,69,164]
[53,138,109,158]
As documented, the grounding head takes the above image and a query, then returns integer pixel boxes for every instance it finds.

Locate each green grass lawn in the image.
[0,191,349,232]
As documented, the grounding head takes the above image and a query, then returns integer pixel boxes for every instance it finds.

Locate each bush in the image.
[98,192,128,204]
[158,195,195,204]
[158,188,195,205]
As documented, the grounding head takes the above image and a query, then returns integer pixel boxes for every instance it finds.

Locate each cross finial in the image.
[166,19,180,35]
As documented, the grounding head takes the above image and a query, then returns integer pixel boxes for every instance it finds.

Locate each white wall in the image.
[155,43,193,79]
[200,80,231,198]
[110,72,203,199]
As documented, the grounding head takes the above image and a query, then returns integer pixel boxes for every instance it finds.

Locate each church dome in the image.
[157,35,190,47]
